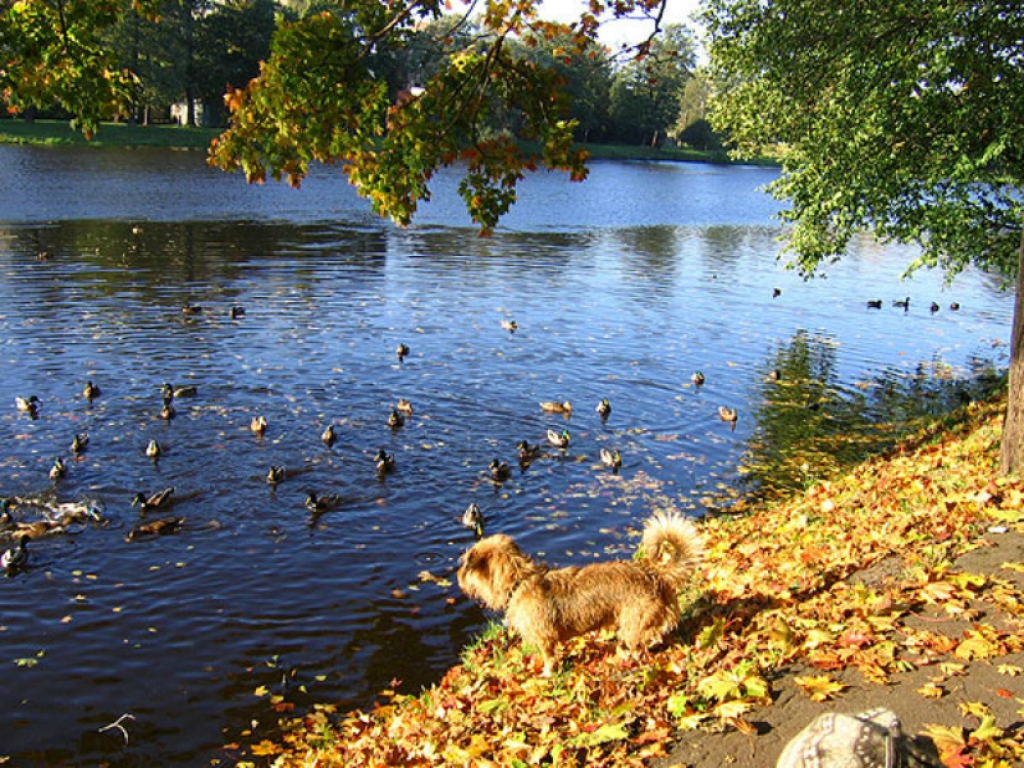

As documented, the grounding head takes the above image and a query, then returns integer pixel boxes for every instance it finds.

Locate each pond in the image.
[0,145,1012,765]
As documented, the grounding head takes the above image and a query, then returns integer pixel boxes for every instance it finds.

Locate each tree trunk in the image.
[1000,225,1024,474]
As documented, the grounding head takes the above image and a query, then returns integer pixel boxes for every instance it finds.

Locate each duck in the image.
[462,503,484,538]
[930,302,940,313]
[126,516,184,541]
[547,428,571,448]
[305,492,342,515]
[396,343,410,360]
[181,303,203,316]
[50,502,102,525]
[250,415,268,436]
[718,406,738,423]
[768,369,782,382]
[2,535,29,575]
[950,302,960,311]
[374,449,396,475]
[266,465,287,485]
[83,380,102,400]
[489,459,512,482]
[387,408,405,429]
[501,319,518,332]
[539,400,572,414]
[71,433,89,454]
[229,305,246,319]
[159,397,176,421]
[4,519,59,539]
[396,398,414,415]
[772,287,782,298]
[596,398,612,419]
[893,296,910,310]
[49,457,67,480]
[145,439,162,459]
[132,487,175,514]
[517,440,542,463]
[600,447,622,470]
[321,424,337,447]
[691,371,705,387]
[866,299,882,309]
[162,382,198,399]
[15,395,40,415]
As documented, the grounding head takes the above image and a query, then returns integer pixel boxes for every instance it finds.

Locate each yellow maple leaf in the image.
[916,682,945,699]
[794,675,847,701]
[249,740,279,757]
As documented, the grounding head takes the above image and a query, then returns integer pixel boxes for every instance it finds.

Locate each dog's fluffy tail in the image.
[641,511,705,587]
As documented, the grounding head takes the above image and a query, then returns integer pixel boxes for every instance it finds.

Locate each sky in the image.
[532,0,704,50]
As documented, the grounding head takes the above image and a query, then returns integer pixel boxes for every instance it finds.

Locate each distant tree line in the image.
[7,0,719,150]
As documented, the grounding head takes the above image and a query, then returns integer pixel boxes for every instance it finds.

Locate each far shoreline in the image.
[0,118,777,166]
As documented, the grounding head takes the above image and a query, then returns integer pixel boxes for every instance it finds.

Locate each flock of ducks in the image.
[5,311,755,573]
[867,297,961,313]
[2,379,217,575]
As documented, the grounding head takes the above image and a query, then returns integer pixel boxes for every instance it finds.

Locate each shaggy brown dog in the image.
[457,512,704,675]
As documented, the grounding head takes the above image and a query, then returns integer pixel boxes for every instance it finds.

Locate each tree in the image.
[702,0,1024,472]
[606,23,695,147]
[0,0,160,134]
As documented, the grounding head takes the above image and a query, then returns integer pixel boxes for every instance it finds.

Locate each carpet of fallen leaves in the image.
[238,396,1024,767]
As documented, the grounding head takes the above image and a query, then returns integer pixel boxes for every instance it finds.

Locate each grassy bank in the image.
[0,119,221,149]
[0,119,761,165]
[223,391,1024,767]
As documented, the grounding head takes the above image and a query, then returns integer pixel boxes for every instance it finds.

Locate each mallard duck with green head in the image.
[132,487,175,514]
[547,428,571,448]
[691,371,705,387]
[145,439,162,458]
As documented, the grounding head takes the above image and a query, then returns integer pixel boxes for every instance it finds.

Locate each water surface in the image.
[0,146,1012,765]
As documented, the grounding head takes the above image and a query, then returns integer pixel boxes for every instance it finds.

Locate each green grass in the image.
[0,119,221,149]
[1,118,776,166]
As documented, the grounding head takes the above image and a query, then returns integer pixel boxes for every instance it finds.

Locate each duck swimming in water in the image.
[250,415,268,436]
[49,457,67,480]
[132,487,175,514]
[71,433,89,454]
[145,439,162,459]
[321,424,337,448]
[462,503,484,538]
[83,381,101,400]
[596,399,612,419]
[600,447,622,470]
[2,535,29,575]
[374,450,396,475]
[489,459,511,482]
[15,395,40,415]
[539,400,572,415]
[547,428,571,449]
[266,466,287,485]
[126,516,184,541]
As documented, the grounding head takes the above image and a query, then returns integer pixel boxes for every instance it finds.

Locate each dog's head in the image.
[457,534,531,611]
